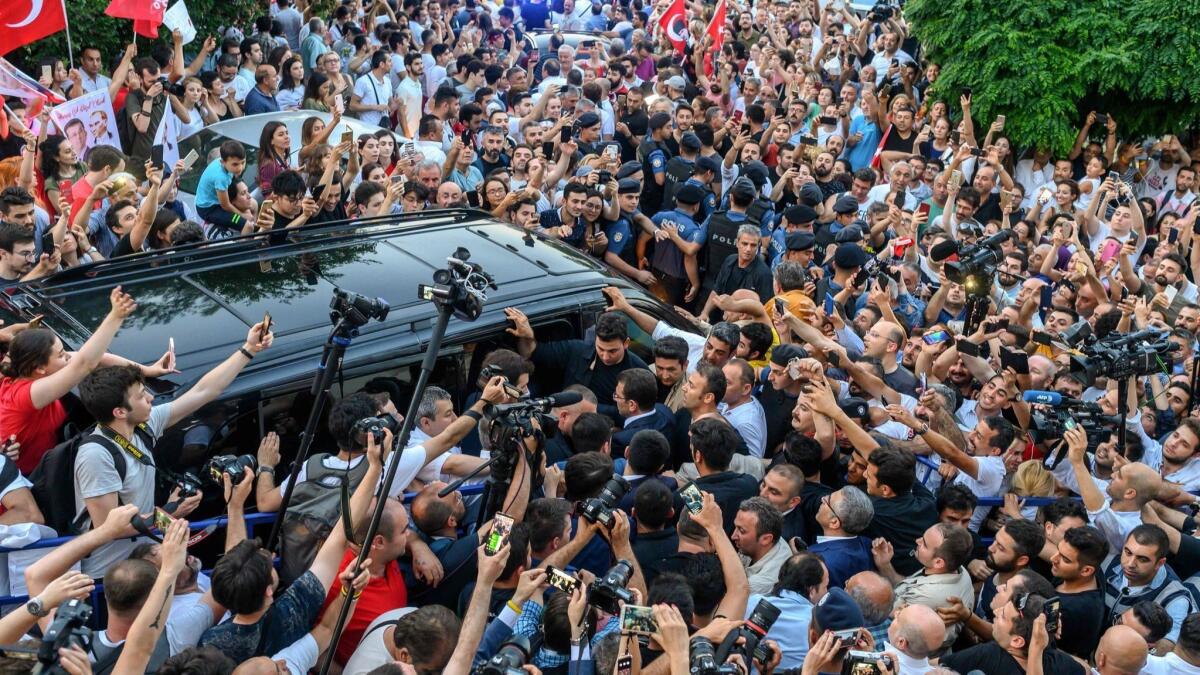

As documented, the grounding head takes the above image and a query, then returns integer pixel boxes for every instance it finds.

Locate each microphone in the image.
[542,391,583,407]
[930,239,959,262]
[975,229,1016,249]
[1021,390,1090,407]
[489,390,583,417]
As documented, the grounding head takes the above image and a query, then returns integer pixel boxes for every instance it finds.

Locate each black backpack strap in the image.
[85,433,128,482]
[0,456,18,492]
[363,618,401,639]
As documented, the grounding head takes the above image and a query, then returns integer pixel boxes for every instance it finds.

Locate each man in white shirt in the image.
[1140,613,1200,674]
[1157,165,1197,218]
[885,400,1011,530]
[1013,149,1054,207]
[351,51,395,128]
[396,53,425,139]
[77,46,113,94]
[719,359,767,457]
[1063,425,1162,554]
[882,604,946,675]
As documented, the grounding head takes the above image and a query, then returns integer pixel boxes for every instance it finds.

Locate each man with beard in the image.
[970,520,1046,625]
[535,181,588,248]
[994,251,1028,308]
[811,151,846,200]
[885,405,1014,531]
[754,345,808,457]
[925,278,971,327]
[603,286,739,374]
[502,194,537,228]
[473,127,510,176]
[1050,525,1110,659]
[1127,251,1193,323]
[650,336,688,411]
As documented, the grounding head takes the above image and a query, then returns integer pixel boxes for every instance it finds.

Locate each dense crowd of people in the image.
[0,0,1198,674]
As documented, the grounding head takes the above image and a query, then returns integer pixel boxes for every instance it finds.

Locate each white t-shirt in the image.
[652,320,705,374]
[353,72,393,127]
[275,633,320,675]
[381,444,436,499]
[396,76,423,139]
[166,590,216,654]
[1140,652,1200,675]
[953,455,1006,531]
[866,183,918,211]
[0,455,31,499]
[343,607,418,674]
[74,404,173,576]
[1139,159,1179,201]
[276,453,367,494]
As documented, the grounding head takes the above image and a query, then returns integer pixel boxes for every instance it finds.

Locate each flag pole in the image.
[60,0,74,67]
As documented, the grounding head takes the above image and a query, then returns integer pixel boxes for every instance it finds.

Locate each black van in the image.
[3,209,699,478]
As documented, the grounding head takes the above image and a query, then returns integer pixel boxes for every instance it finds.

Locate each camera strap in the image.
[96,425,156,468]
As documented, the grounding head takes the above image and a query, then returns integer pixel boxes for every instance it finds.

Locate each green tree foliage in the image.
[11,0,260,72]
[906,0,1200,155]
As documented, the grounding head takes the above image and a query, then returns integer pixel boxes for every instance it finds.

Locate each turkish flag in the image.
[703,0,727,76]
[0,0,67,56]
[105,0,164,38]
[658,0,687,54]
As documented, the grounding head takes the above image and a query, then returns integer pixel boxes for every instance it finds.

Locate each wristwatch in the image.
[916,423,930,436]
[25,596,48,618]
[256,465,275,477]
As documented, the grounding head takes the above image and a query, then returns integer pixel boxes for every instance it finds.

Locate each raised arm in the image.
[444,543,511,675]
[112,519,187,675]
[694,492,749,619]
[167,321,272,427]
[887,405,979,478]
[30,287,135,410]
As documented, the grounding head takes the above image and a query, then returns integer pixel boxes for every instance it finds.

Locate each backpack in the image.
[30,426,154,535]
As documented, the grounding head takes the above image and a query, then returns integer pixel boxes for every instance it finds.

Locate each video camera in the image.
[851,256,900,289]
[714,597,780,664]
[37,599,92,674]
[418,247,498,321]
[331,288,390,328]
[204,454,257,485]
[1023,390,1123,467]
[1057,322,1178,383]
[943,230,1014,294]
[577,476,629,527]
[477,635,533,675]
[588,560,635,614]
[866,1,896,22]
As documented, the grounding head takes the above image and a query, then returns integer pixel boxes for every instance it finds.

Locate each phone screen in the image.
[153,507,174,530]
[340,130,354,145]
[680,482,704,515]
[619,605,657,635]
[1099,240,1121,263]
[922,329,950,346]
[263,312,273,334]
[486,513,514,555]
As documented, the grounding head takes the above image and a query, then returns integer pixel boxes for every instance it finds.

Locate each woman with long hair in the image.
[301,72,335,112]
[277,57,306,112]
[0,288,139,473]
[374,130,398,174]
[175,76,208,139]
[37,57,71,99]
[256,121,293,198]
[39,135,85,217]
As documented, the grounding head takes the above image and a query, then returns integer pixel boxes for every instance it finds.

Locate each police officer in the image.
[650,183,706,306]
[740,160,776,234]
[783,231,818,272]
[701,178,757,297]
[690,155,721,222]
[662,132,700,208]
[604,178,656,286]
[638,112,673,214]
[575,111,603,156]
[767,204,819,268]
[817,194,860,251]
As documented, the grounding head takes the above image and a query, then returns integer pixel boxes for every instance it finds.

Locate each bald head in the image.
[232,657,279,675]
[846,571,895,624]
[1095,625,1148,675]
[890,604,946,659]
[1122,463,1163,505]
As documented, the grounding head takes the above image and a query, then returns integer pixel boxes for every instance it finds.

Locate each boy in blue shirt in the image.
[195,140,249,238]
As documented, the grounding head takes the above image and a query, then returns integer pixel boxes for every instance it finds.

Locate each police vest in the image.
[1104,557,1196,627]
[746,197,771,229]
[703,211,741,284]
[638,140,668,211]
[662,157,694,208]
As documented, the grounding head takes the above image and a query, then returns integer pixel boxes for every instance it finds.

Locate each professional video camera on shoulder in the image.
[932,229,1015,295]
[1022,389,1123,468]
[36,599,92,673]
[1057,321,1178,383]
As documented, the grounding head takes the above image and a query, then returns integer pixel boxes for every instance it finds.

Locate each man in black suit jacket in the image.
[681,417,759,533]
[611,368,676,457]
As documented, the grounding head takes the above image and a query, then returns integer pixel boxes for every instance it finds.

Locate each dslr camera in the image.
[715,597,781,664]
[577,476,629,526]
[866,2,895,22]
[205,454,257,485]
[38,599,92,673]
[172,471,204,499]
[588,560,635,614]
[477,635,532,675]
[690,636,741,675]
[353,414,401,446]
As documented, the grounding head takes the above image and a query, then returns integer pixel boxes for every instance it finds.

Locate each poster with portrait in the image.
[48,89,120,160]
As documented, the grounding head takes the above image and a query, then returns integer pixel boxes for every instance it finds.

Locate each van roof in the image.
[4,209,625,399]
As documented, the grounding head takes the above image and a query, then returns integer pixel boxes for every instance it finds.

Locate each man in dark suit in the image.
[631,480,678,585]
[809,485,877,588]
[611,368,676,457]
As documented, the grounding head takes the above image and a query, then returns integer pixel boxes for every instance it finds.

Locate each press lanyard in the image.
[97,424,155,466]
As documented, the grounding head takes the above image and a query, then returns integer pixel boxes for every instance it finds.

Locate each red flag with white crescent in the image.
[702,0,727,76]
[658,0,688,54]
[0,0,67,56]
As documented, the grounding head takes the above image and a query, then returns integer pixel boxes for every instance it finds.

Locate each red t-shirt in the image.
[321,549,408,665]
[0,378,67,474]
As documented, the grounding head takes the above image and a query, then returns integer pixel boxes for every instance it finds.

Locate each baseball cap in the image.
[680,132,701,151]
[648,112,672,131]
[617,161,642,179]
[665,75,687,90]
[675,183,704,205]
[814,589,866,632]
[833,194,859,214]
[834,244,869,269]
[786,231,816,251]
[743,161,769,187]
[617,178,641,194]
[770,343,808,366]
[783,205,817,225]
[696,155,721,174]
[576,112,601,128]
